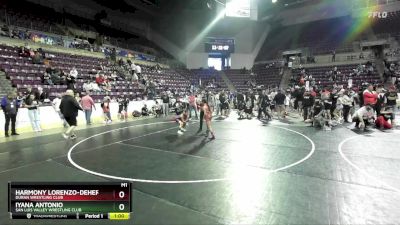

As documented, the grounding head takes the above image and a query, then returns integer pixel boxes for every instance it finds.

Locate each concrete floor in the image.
[1,112,400,225]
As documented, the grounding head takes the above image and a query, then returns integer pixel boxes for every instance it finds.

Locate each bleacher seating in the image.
[292,64,381,87]
[177,69,228,92]
[1,7,63,35]
[256,16,356,61]
[256,10,400,62]
[142,67,190,93]
[223,69,254,92]
[372,11,400,37]
[253,63,283,88]
[0,44,192,101]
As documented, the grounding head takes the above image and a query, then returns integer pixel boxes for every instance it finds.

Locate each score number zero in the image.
[118,191,126,211]
[110,190,130,220]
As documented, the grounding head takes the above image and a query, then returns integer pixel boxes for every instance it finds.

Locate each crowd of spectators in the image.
[383,60,400,86]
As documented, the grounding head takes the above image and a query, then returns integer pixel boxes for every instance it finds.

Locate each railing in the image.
[291,52,374,66]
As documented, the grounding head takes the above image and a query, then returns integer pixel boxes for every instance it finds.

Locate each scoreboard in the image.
[205,38,235,54]
[8,182,131,220]
[225,0,251,18]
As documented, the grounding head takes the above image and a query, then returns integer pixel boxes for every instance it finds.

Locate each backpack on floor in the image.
[132,110,141,117]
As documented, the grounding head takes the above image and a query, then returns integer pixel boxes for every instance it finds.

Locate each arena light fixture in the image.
[272,0,277,3]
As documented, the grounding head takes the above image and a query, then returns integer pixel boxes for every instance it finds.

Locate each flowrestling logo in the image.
[368,11,388,18]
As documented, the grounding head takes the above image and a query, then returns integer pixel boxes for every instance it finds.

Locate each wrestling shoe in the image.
[177,130,184,135]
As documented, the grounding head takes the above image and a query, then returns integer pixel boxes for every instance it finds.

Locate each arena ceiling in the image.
[91,0,322,16]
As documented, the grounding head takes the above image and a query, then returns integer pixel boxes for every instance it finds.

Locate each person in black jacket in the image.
[161,92,169,117]
[303,91,314,121]
[311,98,324,127]
[258,91,271,120]
[117,95,129,121]
[65,74,76,91]
[1,91,20,137]
[60,90,82,140]
[273,89,286,119]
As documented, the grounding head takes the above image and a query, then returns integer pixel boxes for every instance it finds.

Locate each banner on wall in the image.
[110,48,156,62]
[135,53,156,62]
[28,32,63,46]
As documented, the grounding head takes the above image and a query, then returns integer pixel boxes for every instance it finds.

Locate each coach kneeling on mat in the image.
[60,90,83,140]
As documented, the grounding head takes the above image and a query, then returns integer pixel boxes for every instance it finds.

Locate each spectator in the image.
[111,48,117,62]
[161,92,169,117]
[65,74,76,90]
[390,65,397,85]
[258,91,271,120]
[75,93,81,104]
[375,87,386,116]
[103,75,112,92]
[47,68,59,84]
[118,58,124,67]
[10,29,19,39]
[101,97,112,124]
[153,101,162,118]
[130,61,136,75]
[273,89,286,119]
[83,80,92,93]
[24,93,42,132]
[50,69,61,85]
[96,74,105,86]
[341,91,353,123]
[81,92,96,125]
[142,104,149,116]
[24,87,38,100]
[206,90,216,113]
[132,72,138,83]
[0,24,9,37]
[219,91,229,117]
[69,67,78,79]
[334,91,344,123]
[311,98,324,127]
[363,84,378,106]
[60,90,83,139]
[1,91,20,137]
[332,50,336,62]
[91,80,102,92]
[384,86,398,125]
[18,46,30,57]
[37,87,49,103]
[110,71,118,81]
[303,90,314,121]
[43,71,53,85]
[117,95,129,121]
[32,51,42,64]
[136,64,142,77]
